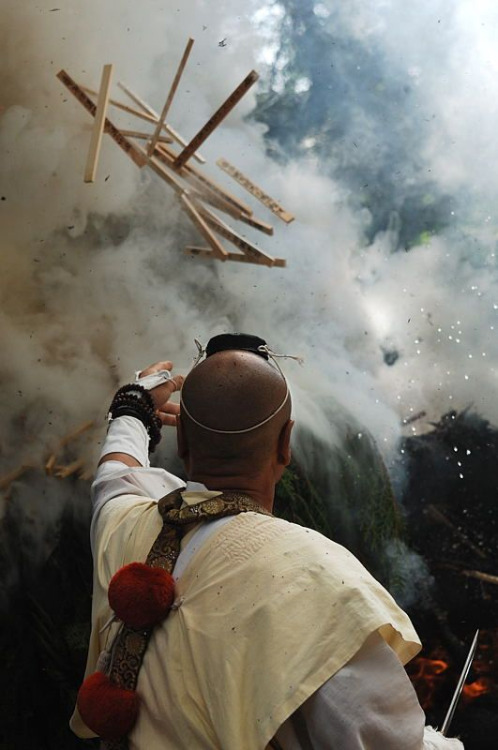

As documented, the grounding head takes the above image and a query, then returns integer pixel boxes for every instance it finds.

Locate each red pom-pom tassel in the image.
[108,562,175,629]
[77,671,139,740]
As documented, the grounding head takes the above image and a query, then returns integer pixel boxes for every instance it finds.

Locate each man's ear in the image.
[176,414,188,460]
[277,419,294,467]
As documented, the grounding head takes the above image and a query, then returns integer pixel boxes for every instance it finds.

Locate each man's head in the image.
[177,347,293,487]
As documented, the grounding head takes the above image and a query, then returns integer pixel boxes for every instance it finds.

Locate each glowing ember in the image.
[462,677,493,702]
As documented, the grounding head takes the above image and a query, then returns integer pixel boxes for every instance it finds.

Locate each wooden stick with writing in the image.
[185,246,286,267]
[84,64,114,182]
[175,70,259,169]
[181,195,228,259]
[217,157,295,224]
[57,71,147,168]
[195,202,276,266]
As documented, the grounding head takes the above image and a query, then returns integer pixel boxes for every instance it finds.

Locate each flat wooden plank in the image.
[117,81,206,163]
[84,64,114,182]
[216,157,295,223]
[148,38,194,156]
[196,202,275,266]
[57,71,147,167]
[185,246,286,267]
[181,194,228,259]
[174,70,259,169]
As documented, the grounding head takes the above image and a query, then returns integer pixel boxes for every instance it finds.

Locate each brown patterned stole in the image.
[102,488,271,750]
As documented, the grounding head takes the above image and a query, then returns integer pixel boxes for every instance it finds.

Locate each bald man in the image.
[71,342,464,750]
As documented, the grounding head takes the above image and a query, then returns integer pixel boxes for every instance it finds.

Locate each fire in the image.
[408,656,449,710]
[462,677,493,702]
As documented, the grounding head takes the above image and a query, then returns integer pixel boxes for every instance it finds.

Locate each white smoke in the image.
[2,0,498,485]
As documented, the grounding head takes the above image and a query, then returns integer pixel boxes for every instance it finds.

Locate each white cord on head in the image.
[180,386,290,434]
[180,339,302,434]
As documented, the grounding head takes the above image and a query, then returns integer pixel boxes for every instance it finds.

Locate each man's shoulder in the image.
[217,511,362,580]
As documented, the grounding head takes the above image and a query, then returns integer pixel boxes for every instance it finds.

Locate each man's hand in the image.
[98,361,184,468]
[137,360,184,427]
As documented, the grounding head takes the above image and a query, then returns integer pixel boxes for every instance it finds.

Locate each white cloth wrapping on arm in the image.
[274,633,464,750]
[90,416,184,552]
[423,726,464,749]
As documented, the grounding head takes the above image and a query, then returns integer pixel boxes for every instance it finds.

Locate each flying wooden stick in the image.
[174,70,259,169]
[148,38,194,156]
[84,64,114,182]
[217,157,294,223]
[181,194,228,260]
[195,202,278,266]
[117,81,206,163]
[185,246,286,268]
[57,70,147,167]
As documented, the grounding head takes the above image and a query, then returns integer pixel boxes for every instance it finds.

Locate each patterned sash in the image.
[102,488,271,750]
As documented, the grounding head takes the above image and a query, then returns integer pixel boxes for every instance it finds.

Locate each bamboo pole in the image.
[148,38,194,156]
[174,70,259,169]
[84,64,114,182]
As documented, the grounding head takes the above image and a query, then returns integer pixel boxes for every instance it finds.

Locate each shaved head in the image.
[178,350,292,472]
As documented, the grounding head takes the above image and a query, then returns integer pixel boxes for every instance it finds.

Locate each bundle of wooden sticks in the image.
[57,37,294,268]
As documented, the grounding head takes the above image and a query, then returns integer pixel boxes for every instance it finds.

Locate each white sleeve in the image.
[274,631,464,750]
[90,416,184,551]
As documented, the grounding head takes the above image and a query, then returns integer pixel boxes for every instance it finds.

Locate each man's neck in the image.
[187,470,275,513]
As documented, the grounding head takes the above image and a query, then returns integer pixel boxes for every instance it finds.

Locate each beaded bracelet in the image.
[108,384,162,452]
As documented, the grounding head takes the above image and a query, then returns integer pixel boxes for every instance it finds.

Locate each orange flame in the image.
[462,677,493,702]
[408,657,449,709]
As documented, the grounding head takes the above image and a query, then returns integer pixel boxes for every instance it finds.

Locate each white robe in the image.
[71,417,464,750]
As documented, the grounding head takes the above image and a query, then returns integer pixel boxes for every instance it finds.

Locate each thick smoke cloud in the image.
[2,0,498,485]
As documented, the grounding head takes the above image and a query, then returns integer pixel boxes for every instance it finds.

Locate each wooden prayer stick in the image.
[181,194,228,259]
[57,71,147,168]
[196,203,276,266]
[148,38,194,156]
[119,129,173,143]
[82,86,160,125]
[174,70,259,169]
[216,158,295,223]
[157,143,253,215]
[231,208,273,235]
[137,147,186,194]
[54,459,85,479]
[45,454,57,475]
[84,64,114,182]
[185,246,286,267]
[117,82,206,163]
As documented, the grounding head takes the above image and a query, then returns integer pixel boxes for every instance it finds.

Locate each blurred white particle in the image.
[464,375,469,380]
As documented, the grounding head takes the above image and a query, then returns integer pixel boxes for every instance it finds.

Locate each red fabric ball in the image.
[77,671,139,740]
[108,562,175,629]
